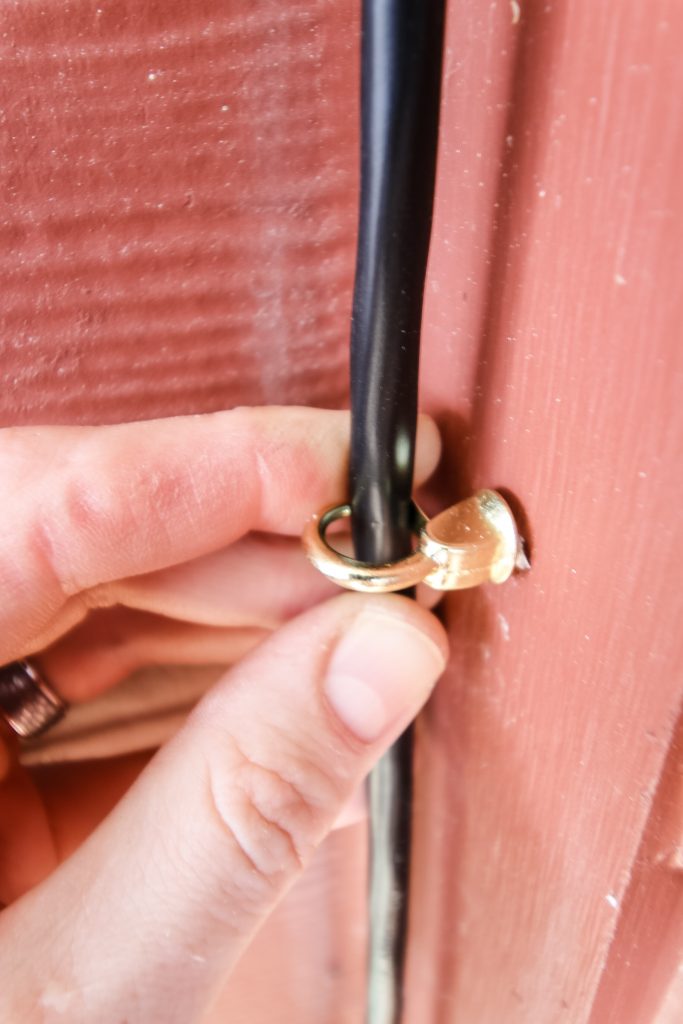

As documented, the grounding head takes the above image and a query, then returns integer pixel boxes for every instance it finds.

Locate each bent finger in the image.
[40,609,269,702]
[0,409,440,661]
[0,594,447,1022]
[83,534,337,631]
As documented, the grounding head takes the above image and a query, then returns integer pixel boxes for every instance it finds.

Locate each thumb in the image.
[0,594,447,1023]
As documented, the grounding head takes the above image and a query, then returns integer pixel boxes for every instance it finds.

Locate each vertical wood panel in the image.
[589,710,683,1024]
[412,1,683,1021]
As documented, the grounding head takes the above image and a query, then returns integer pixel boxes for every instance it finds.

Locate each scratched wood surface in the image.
[1,1,682,1022]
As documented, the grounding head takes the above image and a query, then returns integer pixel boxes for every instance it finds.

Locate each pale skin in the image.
[0,406,448,1023]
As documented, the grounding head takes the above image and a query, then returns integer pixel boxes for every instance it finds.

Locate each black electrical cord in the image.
[348,2,445,1022]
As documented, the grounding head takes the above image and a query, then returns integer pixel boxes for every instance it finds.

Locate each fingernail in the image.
[324,609,447,743]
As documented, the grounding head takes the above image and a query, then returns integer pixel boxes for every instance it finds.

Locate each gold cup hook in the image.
[302,490,522,594]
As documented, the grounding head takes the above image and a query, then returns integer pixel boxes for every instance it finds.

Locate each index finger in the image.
[0,407,441,660]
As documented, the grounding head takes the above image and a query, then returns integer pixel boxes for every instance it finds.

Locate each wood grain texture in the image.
[0,0,357,424]
[589,709,683,1024]
[1,0,682,1021]
[410,1,683,1021]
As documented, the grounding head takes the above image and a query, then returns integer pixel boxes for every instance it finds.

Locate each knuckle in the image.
[203,734,338,897]
[40,452,125,597]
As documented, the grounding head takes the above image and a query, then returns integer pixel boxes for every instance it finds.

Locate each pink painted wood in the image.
[1,1,682,1020]
[0,0,357,424]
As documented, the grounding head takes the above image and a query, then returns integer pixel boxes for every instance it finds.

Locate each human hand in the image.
[0,406,447,1022]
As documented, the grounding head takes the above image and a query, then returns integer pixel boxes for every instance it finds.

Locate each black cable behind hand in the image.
[348,2,445,1022]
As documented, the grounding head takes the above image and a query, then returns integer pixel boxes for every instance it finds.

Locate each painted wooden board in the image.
[0,0,356,424]
[1,1,682,1021]
[410,2,683,1020]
